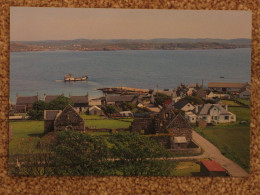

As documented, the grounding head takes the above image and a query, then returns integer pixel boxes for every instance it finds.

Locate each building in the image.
[15,94,39,113]
[119,111,133,117]
[173,98,195,112]
[44,93,64,103]
[130,106,192,148]
[44,110,61,133]
[69,94,89,112]
[239,88,250,99]
[44,105,85,133]
[102,94,138,106]
[88,106,102,115]
[200,160,227,177]
[208,82,248,93]
[195,104,236,124]
[54,105,85,131]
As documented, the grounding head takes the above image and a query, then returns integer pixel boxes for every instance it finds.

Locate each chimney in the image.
[225,105,228,111]
[44,93,46,101]
[195,105,199,113]
[36,92,39,100]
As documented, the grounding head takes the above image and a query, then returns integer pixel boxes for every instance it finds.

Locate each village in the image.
[9,82,250,177]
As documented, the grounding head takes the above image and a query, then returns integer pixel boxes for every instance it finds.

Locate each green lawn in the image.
[195,106,250,171]
[237,98,250,107]
[85,119,133,129]
[80,114,107,120]
[228,107,250,122]
[9,121,44,154]
[195,125,249,172]
[221,100,240,106]
[171,161,201,176]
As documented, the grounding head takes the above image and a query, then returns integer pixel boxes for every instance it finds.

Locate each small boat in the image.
[220,76,225,78]
[64,74,88,82]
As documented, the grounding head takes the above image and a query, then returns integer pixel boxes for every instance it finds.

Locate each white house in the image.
[119,111,133,117]
[195,104,236,124]
[89,106,102,115]
[185,112,197,123]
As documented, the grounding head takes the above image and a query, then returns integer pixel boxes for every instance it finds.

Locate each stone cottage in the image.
[69,94,89,112]
[44,105,85,133]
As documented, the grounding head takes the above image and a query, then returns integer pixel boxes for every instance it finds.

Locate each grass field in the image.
[85,118,133,129]
[237,98,250,107]
[80,114,107,120]
[221,100,240,106]
[171,161,201,176]
[9,121,44,154]
[228,107,250,122]
[194,106,250,172]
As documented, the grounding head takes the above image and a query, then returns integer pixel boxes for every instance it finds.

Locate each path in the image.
[188,130,249,177]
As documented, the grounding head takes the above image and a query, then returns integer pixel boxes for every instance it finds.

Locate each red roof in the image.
[201,160,226,172]
[164,99,172,105]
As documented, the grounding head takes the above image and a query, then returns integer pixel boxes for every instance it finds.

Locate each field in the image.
[9,121,44,154]
[194,106,250,171]
[221,100,241,106]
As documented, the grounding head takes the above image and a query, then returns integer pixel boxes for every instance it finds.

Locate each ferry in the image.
[64,74,88,82]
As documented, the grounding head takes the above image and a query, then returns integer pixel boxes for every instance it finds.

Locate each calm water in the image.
[10,48,251,103]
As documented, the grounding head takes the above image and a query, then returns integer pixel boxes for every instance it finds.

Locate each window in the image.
[231,116,234,119]
[214,116,218,120]
[203,117,207,120]
[225,116,229,120]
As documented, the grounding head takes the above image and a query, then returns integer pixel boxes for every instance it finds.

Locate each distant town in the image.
[10,38,251,52]
[9,81,250,177]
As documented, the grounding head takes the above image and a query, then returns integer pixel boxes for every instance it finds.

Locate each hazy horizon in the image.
[11,37,251,42]
[11,8,251,41]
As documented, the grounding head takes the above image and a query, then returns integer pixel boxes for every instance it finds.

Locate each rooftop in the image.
[201,160,226,172]
[208,82,246,88]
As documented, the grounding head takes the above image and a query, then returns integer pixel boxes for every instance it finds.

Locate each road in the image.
[184,130,249,177]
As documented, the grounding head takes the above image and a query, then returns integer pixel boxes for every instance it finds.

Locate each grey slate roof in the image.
[16,96,38,105]
[70,96,89,104]
[106,95,135,102]
[173,98,190,110]
[44,95,61,103]
[44,110,61,120]
[197,104,230,115]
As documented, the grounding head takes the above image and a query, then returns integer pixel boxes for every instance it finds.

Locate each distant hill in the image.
[10,38,251,52]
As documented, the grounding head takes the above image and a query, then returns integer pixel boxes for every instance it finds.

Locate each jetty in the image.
[97,87,150,95]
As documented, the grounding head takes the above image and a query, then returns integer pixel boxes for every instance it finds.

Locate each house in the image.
[206,91,229,99]
[208,82,248,93]
[131,106,193,148]
[54,105,85,131]
[69,94,89,112]
[200,160,227,177]
[102,95,138,106]
[195,104,236,123]
[89,98,102,107]
[166,113,192,148]
[119,111,133,117]
[185,111,197,123]
[15,94,39,113]
[173,98,195,112]
[239,87,250,99]
[44,110,61,133]
[88,106,102,115]
[44,93,64,103]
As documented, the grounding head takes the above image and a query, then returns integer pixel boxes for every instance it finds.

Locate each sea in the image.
[10,48,251,103]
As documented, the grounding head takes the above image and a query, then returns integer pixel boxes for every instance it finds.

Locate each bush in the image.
[46,96,74,110]
[154,93,171,106]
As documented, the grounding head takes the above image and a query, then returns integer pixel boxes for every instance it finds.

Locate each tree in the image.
[184,96,203,105]
[108,132,172,176]
[46,96,73,110]
[51,131,109,176]
[28,109,44,120]
[154,93,171,106]
[105,105,118,115]
[28,100,46,120]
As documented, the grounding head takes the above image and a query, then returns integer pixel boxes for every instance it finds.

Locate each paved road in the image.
[187,130,249,177]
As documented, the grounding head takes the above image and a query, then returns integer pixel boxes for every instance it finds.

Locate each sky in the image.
[10,7,252,41]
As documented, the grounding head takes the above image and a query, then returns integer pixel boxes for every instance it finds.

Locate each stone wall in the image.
[130,118,155,134]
